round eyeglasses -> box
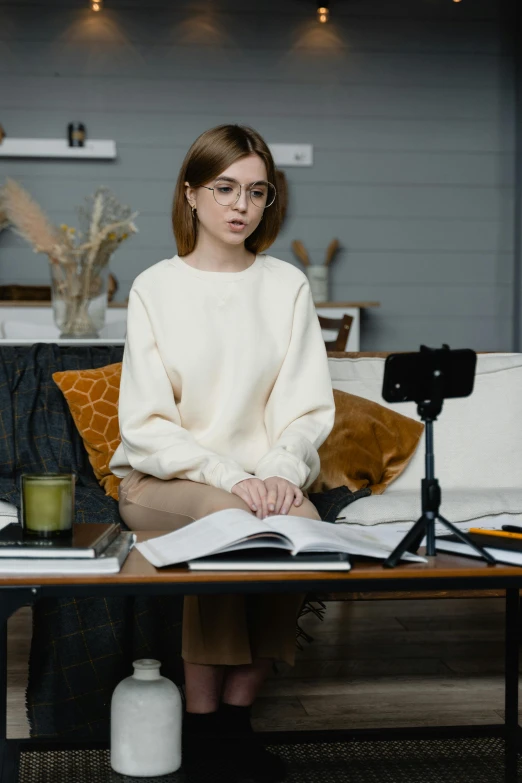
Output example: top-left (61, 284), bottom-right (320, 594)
top-left (200, 178), bottom-right (277, 209)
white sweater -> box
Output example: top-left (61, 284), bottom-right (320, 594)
top-left (109, 253), bottom-right (336, 493)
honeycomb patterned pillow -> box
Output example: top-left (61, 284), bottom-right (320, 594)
top-left (52, 362), bottom-right (122, 501)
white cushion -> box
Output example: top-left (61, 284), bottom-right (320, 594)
top-left (328, 353), bottom-right (522, 492)
top-left (335, 487), bottom-right (522, 526)
top-left (0, 500), bottom-right (18, 527)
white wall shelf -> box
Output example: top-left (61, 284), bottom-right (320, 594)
top-left (0, 139), bottom-right (304, 165)
top-left (268, 144), bottom-right (313, 166)
top-left (0, 138), bottom-right (117, 159)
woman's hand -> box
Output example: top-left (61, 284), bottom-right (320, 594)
top-left (263, 476), bottom-right (304, 516)
top-left (231, 478), bottom-right (269, 519)
top-left (231, 476), bottom-right (304, 518)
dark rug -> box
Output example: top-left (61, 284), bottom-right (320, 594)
top-left (17, 736), bottom-right (522, 782)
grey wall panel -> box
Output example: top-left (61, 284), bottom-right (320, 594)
top-left (3, 177), bottom-right (509, 220)
top-left (0, 0), bottom-right (504, 15)
top-left (3, 0), bottom-right (503, 15)
top-left (0, 0), bottom-right (515, 351)
top-left (360, 315), bottom-right (512, 352)
top-left (0, 8), bottom-right (505, 55)
top-left (332, 283), bottom-right (510, 318)
top-left (0, 247), bottom-right (512, 289)
top-left (1, 77), bottom-right (505, 122)
top-left (0, 45), bottom-right (509, 91)
top-left (2, 149), bottom-right (514, 187)
top-left (0, 109), bottom-right (512, 152)
top-left (1, 215), bottom-right (512, 254)
top-left (0, 247), bottom-right (513, 289)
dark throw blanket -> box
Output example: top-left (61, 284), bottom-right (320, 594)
top-left (0, 344), bottom-right (184, 739)
top-left (0, 344), bottom-right (367, 738)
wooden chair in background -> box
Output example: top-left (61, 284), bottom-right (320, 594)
top-left (318, 313), bottom-right (353, 351)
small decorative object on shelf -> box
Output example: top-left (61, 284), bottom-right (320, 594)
top-left (110, 659), bottom-right (182, 777)
top-left (0, 124), bottom-right (5, 144)
top-left (67, 122), bottom-right (86, 148)
top-left (21, 473), bottom-right (75, 538)
top-left (0, 179), bottom-right (138, 337)
top-left (291, 238), bottom-right (340, 303)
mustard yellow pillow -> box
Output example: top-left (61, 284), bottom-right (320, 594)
top-left (52, 363), bottom-right (122, 501)
top-left (308, 388), bottom-right (424, 495)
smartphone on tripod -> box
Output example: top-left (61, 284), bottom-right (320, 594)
top-left (382, 346), bottom-right (476, 406)
top-left (378, 345), bottom-right (494, 568)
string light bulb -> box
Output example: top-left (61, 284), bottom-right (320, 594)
top-left (317, 3), bottom-right (329, 23)
top-left (90, 0), bottom-right (103, 11)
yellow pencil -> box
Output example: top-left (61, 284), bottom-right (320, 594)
top-left (469, 528), bottom-right (522, 541)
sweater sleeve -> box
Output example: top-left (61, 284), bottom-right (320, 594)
top-left (254, 279), bottom-right (336, 490)
top-left (116, 287), bottom-right (254, 493)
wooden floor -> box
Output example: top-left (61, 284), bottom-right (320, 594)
top-left (6, 596), bottom-right (514, 737)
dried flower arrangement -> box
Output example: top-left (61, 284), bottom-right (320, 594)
top-left (0, 179), bottom-right (138, 336)
top-left (0, 205), bottom-right (8, 233)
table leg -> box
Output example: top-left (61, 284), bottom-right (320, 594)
top-left (504, 588), bottom-right (522, 782)
top-left (0, 589), bottom-right (39, 783)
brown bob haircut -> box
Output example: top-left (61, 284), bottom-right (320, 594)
top-left (172, 124), bottom-right (284, 257)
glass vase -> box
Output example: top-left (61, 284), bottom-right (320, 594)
top-left (49, 257), bottom-right (110, 338)
top-left (306, 265), bottom-right (329, 303)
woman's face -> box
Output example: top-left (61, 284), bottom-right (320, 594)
top-left (185, 153), bottom-right (270, 248)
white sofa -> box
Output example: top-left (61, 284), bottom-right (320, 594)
top-left (2, 351), bottom-right (520, 538)
top-left (328, 351), bottom-right (522, 537)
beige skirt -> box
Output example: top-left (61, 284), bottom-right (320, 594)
top-left (118, 470), bottom-right (320, 666)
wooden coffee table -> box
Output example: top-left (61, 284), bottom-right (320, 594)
top-left (0, 531), bottom-right (520, 782)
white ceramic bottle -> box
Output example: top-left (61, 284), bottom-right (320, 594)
top-left (110, 658), bottom-right (182, 777)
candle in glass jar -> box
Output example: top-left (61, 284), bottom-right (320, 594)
top-left (21, 474), bottom-right (75, 536)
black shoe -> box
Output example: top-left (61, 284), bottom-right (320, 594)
top-left (218, 702), bottom-right (287, 783)
top-left (183, 709), bottom-right (221, 743)
top-left (182, 709), bottom-right (240, 781)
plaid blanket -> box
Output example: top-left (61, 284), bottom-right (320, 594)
top-left (0, 344), bottom-right (184, 738)
top-left (0, 344), bottom-right (366, 738)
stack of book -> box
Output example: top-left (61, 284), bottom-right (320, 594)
top-left (436, 525), bottom-right (522, 566)
top-left (0, 523), bottom-right (135, 574)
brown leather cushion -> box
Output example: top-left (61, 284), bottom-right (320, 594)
top-left (308, 388), bottom-right (424, 495)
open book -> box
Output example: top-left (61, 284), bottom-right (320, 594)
top-left (135, 509), bottom-right (427, 571)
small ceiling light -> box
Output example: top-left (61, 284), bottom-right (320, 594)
top-left (91, 0), bottom-right (103, 11)
top-left (453, 0), bottom-right (462, 3)
top-left (317, 3), bottom-right (329, 23)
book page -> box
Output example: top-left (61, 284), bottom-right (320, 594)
top-left (218, 533), bottom-right (294, 554)
top-left (264, 515), bottom-right (426, 562)
top-left (135, 508), bottom-right (291, 567)
top-left (263, 515), bottom-right (352, 553)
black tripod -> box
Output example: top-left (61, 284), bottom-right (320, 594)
top-left (383, 374), bottom-right (496, 569)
